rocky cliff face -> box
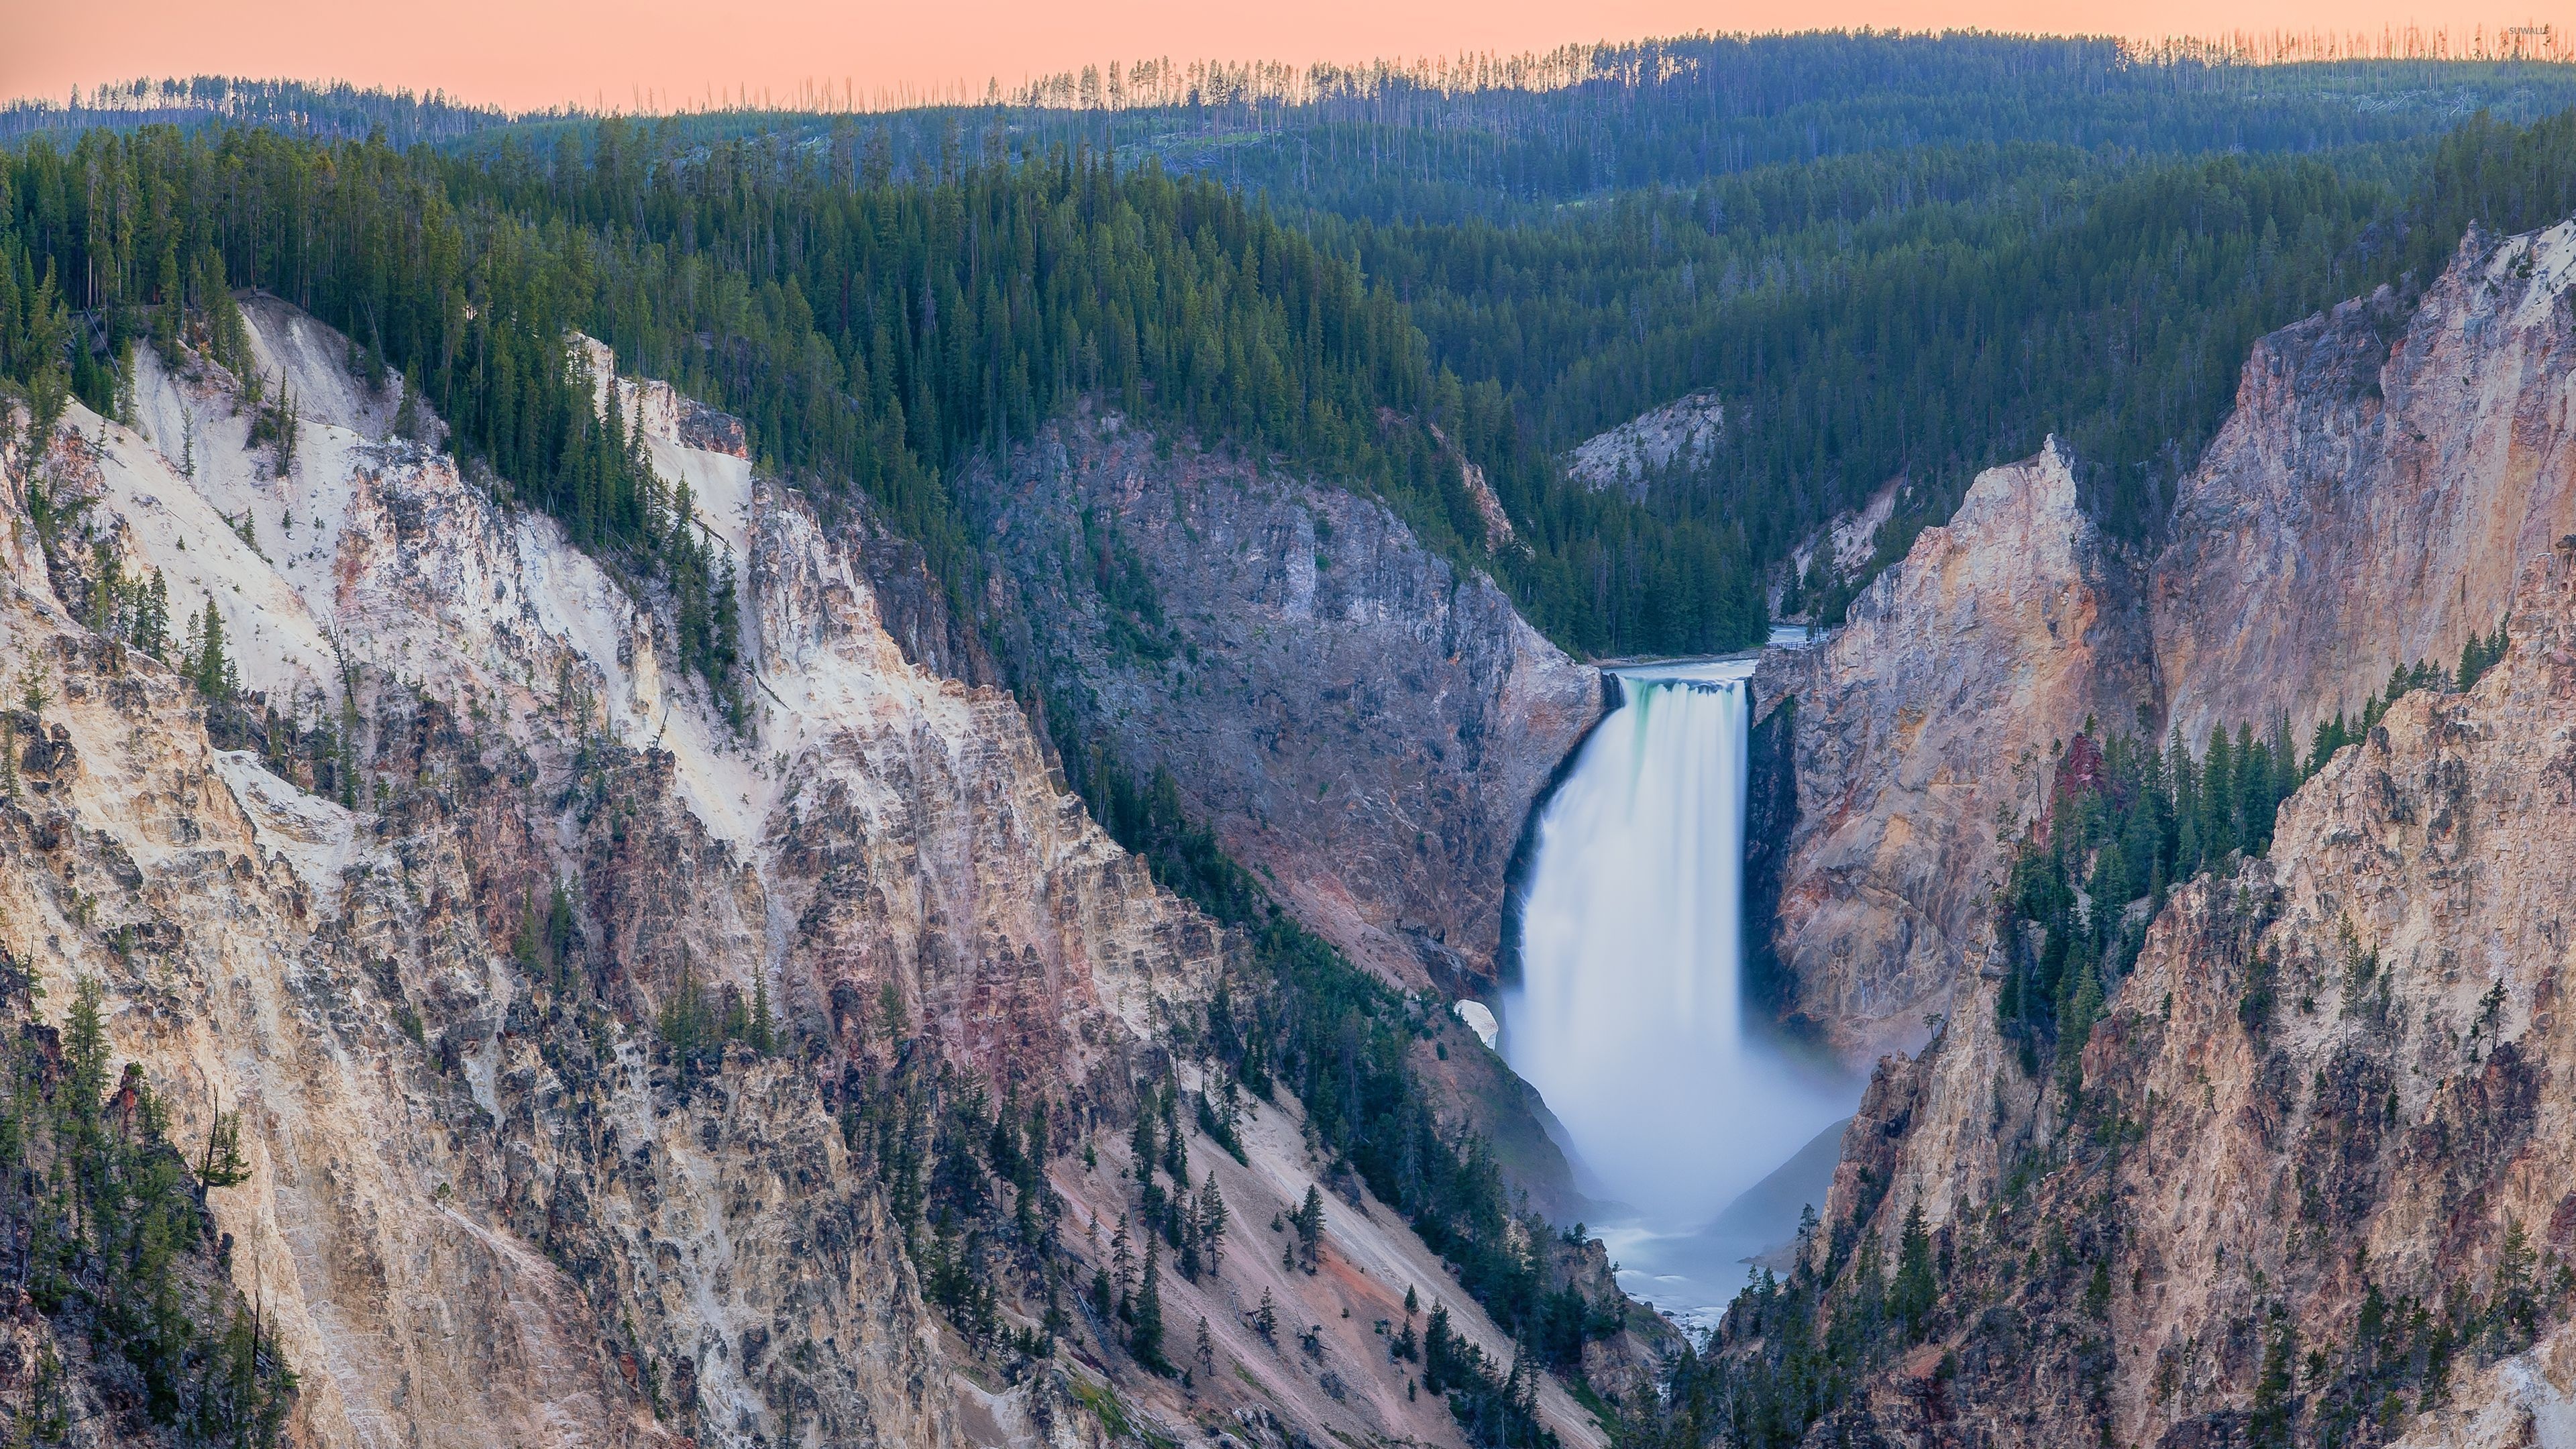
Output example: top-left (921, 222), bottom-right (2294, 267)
top-left (962, 409), bottom-right (1604, 993)
top-left (2155, 221), bottom-right (2576, 747)
top-left (1811, 535), bottom-right (2576, 1448)
top-left (1564, 391), bottom-right (1726, 499)
top-left (1757, 441), bottom-right (2155, 1057)
top-left (1748, 219), bottom-right (2576, 1445)
top-left (0, 305), bottom-right (1601, 1449)
top-left (1766, 221), bottom-right (2576, 1064)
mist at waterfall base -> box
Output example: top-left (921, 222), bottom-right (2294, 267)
top-left (1499, 657), bottom-right (1856, 1325)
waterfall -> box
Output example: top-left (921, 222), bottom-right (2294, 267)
top-left (1499, 658), bottom-right (1847, 1242)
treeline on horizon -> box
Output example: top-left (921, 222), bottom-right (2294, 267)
top-left (8, 40), bottom-right (2576, 665)
top-left (23, 31), bottom-right (2576, 199)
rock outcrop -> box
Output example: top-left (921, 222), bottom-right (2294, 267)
top-left (963, 409), bottom-right (1604, 991)
top-left (1564, 390), bottom-right (1725, 498)
top-left (1766, 220), bottom-right (2576, 1063)
top-left (1812, 534), bottom-right (2576, 1448)
top-left (1757, 441), bottom-right (2155, 1056)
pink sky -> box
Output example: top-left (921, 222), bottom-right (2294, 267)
top-left (5, 1), bottom-right (2563, 113)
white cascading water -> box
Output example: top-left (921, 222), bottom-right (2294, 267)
top-left (1499, 655), bottom-right (1849, 1313)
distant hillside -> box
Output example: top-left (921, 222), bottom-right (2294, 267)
top-left (0, 76), bottom-right (515, 146)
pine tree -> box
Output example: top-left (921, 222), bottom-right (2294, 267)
top-left (1293, 1184), bottom-right (1325, 1269)
top-left (187, 600), bottom-right (236, 702)
top-left (1892, 1202), bottom-right (1937, 1338)
top-left (1195, 1171), bottom-right (1228, 1273)
top-left (137, 570), bottom-right (168, 659)
top-left (1423, 1303), bottom-right (1456, 1395)
top-left (65, 975), bottom-right (108, 1122)
top-left (1130, 1242), bottom-right (1167, 1370)
top-left (1160, 1080), bottom-right (1187, 1183)
top-left (749, 974), bottom-right (775, 1054)
top-left (392, 366), bottom-right (422, 442)
top-left (1130, 1108), bottom-right (1157, 1184)
top-left (1111, 1213), bottom-right (1134, 1309)
top-left (2201, 724), bottom-right (2235, 863)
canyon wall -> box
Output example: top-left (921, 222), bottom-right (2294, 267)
top-left (1767, 221), bottom-right (2576, 1064)
top-left (1754, 218), bottom-right (2576, 1444)
top-left (1757, 441), bottom-right (2155, 1057)
top-left (962, 409), bottom-right (1604, 993)
top-left (1815, 534), bottom-right (2576, 1448)
top-left (0, 303), bottom-right (1602, 1449)
top-left (2155, 221), bottom-right (2576, 747)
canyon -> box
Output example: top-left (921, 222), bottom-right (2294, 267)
top-left (1758, 220), bottom-right (2576, 1063)
top-left (4, 159), bottom-right (2576, 1449)
top-left (961, 409), bottom-right (1605, 996)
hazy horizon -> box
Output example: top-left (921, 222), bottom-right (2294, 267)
top-left (5, 3), bottom-right (2563, 116)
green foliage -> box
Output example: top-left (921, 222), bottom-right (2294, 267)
top-left (23, 471), bottom-right (173, 662)
top-left (1314, 101), bottom-right (2576, 633)
top-left (1890, 1203), bottom-right (1937, 1338)
top-left (85, 550), bottom-right (171, 659)
top-left (1290, 1184), bottom-right (1325, 1269)
top-left (1420, 1301), bottom-right (1554, 1448)
top-left (181, 599), bottom-right (238, 702)
top-left (833, 1050), bottom-right (1061, 1358)
top-left (542, 38), bottom-right (2576, 227)
top-left (0, 128), bottom-right (740, 711)
top-left (512, 880), bottom-right (582, 994)
top-left (1344, 147), bottom-right (2394, 561)
top-left (1118, 1076), bottom-right (1230, 1290)
top-left (1996, 717), bottom-right (2308, 1067)
top-left (2455, 621), bottom-right (2511, 693)
top-left (11, 100), bottom-right (2576, 662)
top-left (1129, 1241), bottom-right (1170, 1371)
top-left (0, 961), bottom-right (297, 1444)
top-left (2300, 643), bottom-right (2503, 772)
top-left (1193, 1085), bottom-right (1246, 1165)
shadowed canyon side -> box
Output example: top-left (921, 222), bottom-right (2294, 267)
top-left (963, 409), bottom-right (1605, 993)
top-left (0, 302), bottom-right (1612, 1449)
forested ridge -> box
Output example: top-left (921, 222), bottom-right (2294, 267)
top-left (0, 117), bottom-right (1772, 655)
top-left (10, 50), bottom-right (2576, 655)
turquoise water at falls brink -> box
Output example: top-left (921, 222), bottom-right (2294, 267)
top-left (1497, 656), bottom-right (1856, 1324)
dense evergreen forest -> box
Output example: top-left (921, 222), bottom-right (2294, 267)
top-left (13, 37), bottom-right (2576, 656)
